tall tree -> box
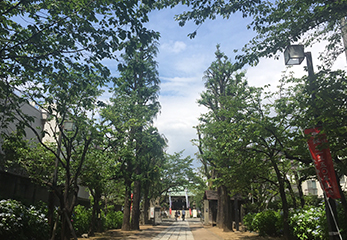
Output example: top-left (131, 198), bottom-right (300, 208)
top-left (140, 127), bottom-right (167, 224)
top-left (196, 45), bottom-right (254, 231)
top-left (102, 38), bottom-right (161, 230)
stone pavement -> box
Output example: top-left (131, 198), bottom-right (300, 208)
top-left (151, 219), bottom-right (193, 240)
top-left (126, 218), bottom-right (223, 240)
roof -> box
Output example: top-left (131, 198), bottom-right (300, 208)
top-left (204, 190), bottom-right (218, 200)
top-left (168, 189), bottom-right (194, 197)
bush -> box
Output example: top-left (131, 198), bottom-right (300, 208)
top-left (243, 212), bottom-right (257, 232)
top-left (0, 199), bottom-right (49, 240)
top-left (104, 206), bottom-right (123, 229)
top-left (252, 209), bottom-right (282, 236)
top-left (72, 205), bottom-right (92, 236)
top-left (289, 204), bottom-right (327, 240)
top-left (72, 204), bottom-right (123, 236)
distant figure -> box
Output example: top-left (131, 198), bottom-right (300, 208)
top-left (182, 209), bottom-right (185, 221)
top-left (175, 210), bottom-right (179, 221)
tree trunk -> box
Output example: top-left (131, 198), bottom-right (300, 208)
top-left (294, 171), bottom-right (305, 208)
top-left (143, 182), bottom-right (150, 224)
top-left (217, 184), bottom-right (232, 231)
top-left (122, 181), bottom-right (131, 231)
top-left (89, 190), bottom-right (97, 237)
top-left (272, 158), bottom-right (291, 240)
top-left (131, 176), bottom-right (141, 230)
top-left (60, 180), bottom-right (78, 240)
top-left (285, 179), bottom-right (297, 209)
top-left (217, 185), bottom-right (222, 228)
top-left (88, 189), bottom-right (102, 236)
top-left (221, 185), bottom-right (232, 232)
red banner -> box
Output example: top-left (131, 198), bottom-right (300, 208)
top-left (304, 128), bottom-right (341, 199)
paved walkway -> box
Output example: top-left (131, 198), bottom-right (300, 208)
top-left (151, 220), bottom-right (194, 240)
top-left (126, 218), bottom-right (223, 240)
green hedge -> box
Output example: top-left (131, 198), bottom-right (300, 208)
top-left (243, 210), bottom-right (282, 237)
top-left (104, 206), bottom-right (123, 229)
top-left (72, 205), bottom-right (123, 236)
top-left (0, 199), bottom-right (49, 240)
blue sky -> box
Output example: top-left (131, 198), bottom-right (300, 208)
top-left (144, 5), bottom-right (269, 166)
top-left (127, 5), bottom-right (347, 167)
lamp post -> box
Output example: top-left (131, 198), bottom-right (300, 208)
top-left (284, 45), bottom-right (340, 240)
top-left (284, 45), bottom-right (315, 100)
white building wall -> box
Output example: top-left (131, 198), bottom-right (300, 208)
top-left (302, 176), bottom-right (347, 198)
top-left (0, 102), bottom-right (45, 152)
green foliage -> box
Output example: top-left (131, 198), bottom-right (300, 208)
top-left (304, 195), bottom-right (323, 207)
top-left (172, 0), bottom-right (347, 67)
top-left (0, 199), bottom-right (49, 240)
top-left (289, 205), bottom-right (327, 240)
top-left (72, 205), bottom-right (123, 236)
top-left (104, 207), bottom-right (123, 230)
top-left (159, 151), bottom-right (198, 195)
top-left (72, 205), bottom-right (92, 236)
top-left (337, 200), bottom-right (347, 240)
top-left (252, 210), bottom-right (282, 237)
top-left (243, 212), bottom-right (257, 232)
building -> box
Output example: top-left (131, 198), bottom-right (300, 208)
top-left (166, 188), bottom-right (197, 218)
top-left (302, 176), bottom-right (347, 198)
top-left (0, 101), bottom-right (89, 204)
top-left (202, 190), bottom-right (244, 230)
top-left (203, 190), bottom-right (218, 225)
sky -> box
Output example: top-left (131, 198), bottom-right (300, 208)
top-left (127, 5), bottom-right (347, 167)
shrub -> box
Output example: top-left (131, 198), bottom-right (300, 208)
top-left (72, 205), bottom-right (92, 236)
top-left (0, 199), bottom-right (49, 240)
top-left (72, 204), bottom-right (123, 236)
top-left (243, 212), bottom-right (257, 232)
top-left (104, 206), bottom-right (123, 229)
top-left (252, 209), bottom-right (282, 236)
top-left (289, 204), bottom-right (327, 240)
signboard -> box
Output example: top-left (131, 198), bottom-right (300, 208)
top-left (193, 209), bottom-right (197, 218)
top-left (305, 128), bottom-right (341, 199)
top-left (150, 207), bottom-right (155, 219)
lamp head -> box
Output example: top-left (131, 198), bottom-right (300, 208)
top-left (284, 45), bottom-right (305, 65)
top-left (63, 120), bottom-right (75, 131)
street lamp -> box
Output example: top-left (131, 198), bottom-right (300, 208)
top-left (283, 45), bottom-right (340, 240)
top-left (284, 45), bottom-right (305, 65)
top-left (284, 45), bottom-right (314, 87)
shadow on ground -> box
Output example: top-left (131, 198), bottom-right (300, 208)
top-left (77, 221), bottom-right (173, 240)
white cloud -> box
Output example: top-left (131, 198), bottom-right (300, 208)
top-left (154, 91), bottom-right (207, 164)
top-left (161, 41), bottom-right (187, 54)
